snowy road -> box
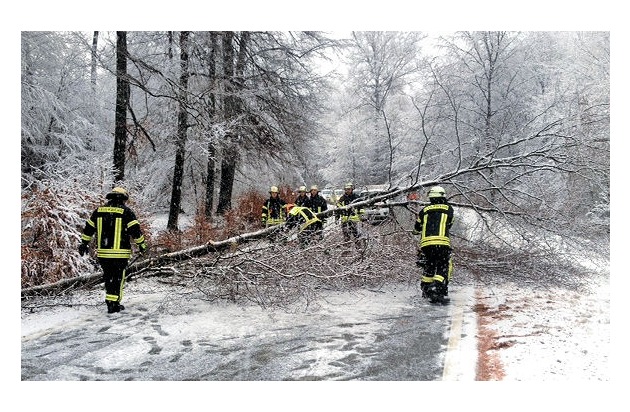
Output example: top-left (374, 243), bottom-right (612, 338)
top-left (21, 281), bottom-right (476, 381)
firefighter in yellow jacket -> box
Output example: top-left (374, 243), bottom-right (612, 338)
top-left (413, 185), bottom-right (454, 303)
top-left (79, 187), bottom-right (147, 314)
top-left (335, 182), bottom-right (365, 244)
top-left (261, 186), bottom-right (287, 228)
top-left (284, 204), bottom-right (322, 247)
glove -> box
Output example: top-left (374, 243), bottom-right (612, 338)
top-left (138, 242), bottom-right (148, 254)
top-left (78, 242), bottom-right (89, 256)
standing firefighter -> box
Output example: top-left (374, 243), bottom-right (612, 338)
top-left (413, 185), bottom-right (454, 303)
top-left (261, 186), bottom-right (287, 228)
top-left (294, 186), bottom-right (310, 207)
top-left (335, 182), bottom-right (365, 245)
top-left (308, 185), bottom-right (328, 239)
top-left (78, 187), bottom-right (148, 314)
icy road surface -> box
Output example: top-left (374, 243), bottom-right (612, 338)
top-left (21, 280), bottom-right (476, 381)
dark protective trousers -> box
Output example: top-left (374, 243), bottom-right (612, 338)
top-left (422, 245), bottom-right (452, 287)
top-left (99, 258), bottom-right (128, 303)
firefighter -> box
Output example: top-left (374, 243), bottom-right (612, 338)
top-left (294, 185), bottom-right (309, 207)
top-left (79, 187), bottom-right (148, 314)
top-left (413, 185), bottom-right (454, 303)
top-left (285, 203), bottom-right (323, 247)
top-left (335, 182), bottom-right (365, 244)
top-left (261, 186), bottom-right (287, 228)
top-left (308, 185), bottom-right (328, 239)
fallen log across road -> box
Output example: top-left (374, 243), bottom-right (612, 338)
top-left (20, 224), bottom-right (285, 298)
top-left (21, 181), bottom-right (438, 298)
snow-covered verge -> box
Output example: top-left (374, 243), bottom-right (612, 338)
top-left (476, 276), bottom-right (610, 381)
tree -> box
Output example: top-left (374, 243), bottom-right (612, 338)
top-left (334, 31), bottom-right (425, 186)
top-left (204, 32), bottom-right (219, 218)
top-left (216, 31), bottom-right (243, 215)
top-left (406, 31), bottom-right (609, 245)
top-left (167, 31), bottom-right (191, 231)
top-left (211, 31), bottom-right (332, 213)
top-left (113, 31), bottom-right (129, 183)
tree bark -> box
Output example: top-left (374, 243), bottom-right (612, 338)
top-left (113, 31), bottom-right (129, 183)
top-left (216, 32), bottom-right (249, 215)
top-left (205, 32), bottom-right (218, 218)
top-left (167, 31), bottom-right (191, 231)
top-left (216, 32), bottom-right (236, 215)
top-left (90, 31), bottom-right (98, 88)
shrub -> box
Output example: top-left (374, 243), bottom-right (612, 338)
top-left (21, 183), bottom-right (101, 288)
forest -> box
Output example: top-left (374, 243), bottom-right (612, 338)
top-left (20, 31), bottom-right (610, 304)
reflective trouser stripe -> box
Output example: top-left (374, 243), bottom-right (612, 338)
top-left (105, 294), bottom-right (118, 302)
top-left (120, 268), bottom-right (125, 301)
top-left (422, 275), bottom-right (445, 284)
top-left (104, 269), bottom-right (126, 302)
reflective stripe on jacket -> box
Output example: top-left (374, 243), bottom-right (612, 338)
top-left (81, 204), bottom-right (144, 259)
top-left (414, 202), bottom-right (454, 248)
top-left (308, 194), bottom-right (328, 215)
top-left (336, 193), bottom-right (364, 222)
top-left (262, 197), bottom-right (287, 226)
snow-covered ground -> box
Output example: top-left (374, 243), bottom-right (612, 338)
top-left (480, 279), bottom-right (609, 381)
top-left (18, 265), bottom-right (614, 409)
top-left (18, 211), bottom-right (616, 407)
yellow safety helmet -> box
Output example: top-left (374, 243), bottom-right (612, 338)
top-left (106, 187), bottom-right (129, 201)
top-left (270, 186), bottom-right (279, 193)
top-left (298, 186), bottom-right (307, 192)
top-left (310, 185), bottom-right (318, 191)
top-left (344, 182), bottom-right (354, 190)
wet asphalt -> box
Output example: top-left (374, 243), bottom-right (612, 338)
top-left (21, 287), bottom-right (454, 381)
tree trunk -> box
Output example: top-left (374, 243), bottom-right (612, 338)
top-left (90, 31), bottom-right (98, 88)
top-left (216, 32), bottom-right (249, 215)
top-left (167, 31), bottom-right (191, 231)
top-left (216, 32), bottom-right (236, 215)
top-left (205, 32), bottom-right (218, 218)
top-left (113, 31), bottom-right (129, 183)
top-left (216, 145), bottom-right (237, 213)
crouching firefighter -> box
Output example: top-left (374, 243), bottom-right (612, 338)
top-left (79, 187), bottom-right (148, 314)
top-left (284, 204), bottom-right (323, 247)
top-left (413, 185), bottom-right (454, 303)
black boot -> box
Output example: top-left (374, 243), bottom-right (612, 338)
top-left (431, 282), bottom-right (449, 304)
top-left (420, 281), bottom-right (433, 299)
top-left (110, 302), bottom-right (125, 313)
top-left (106, 301), bottom-right (115, 314)
top-left (426, 284), bottom-right (439, 302)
